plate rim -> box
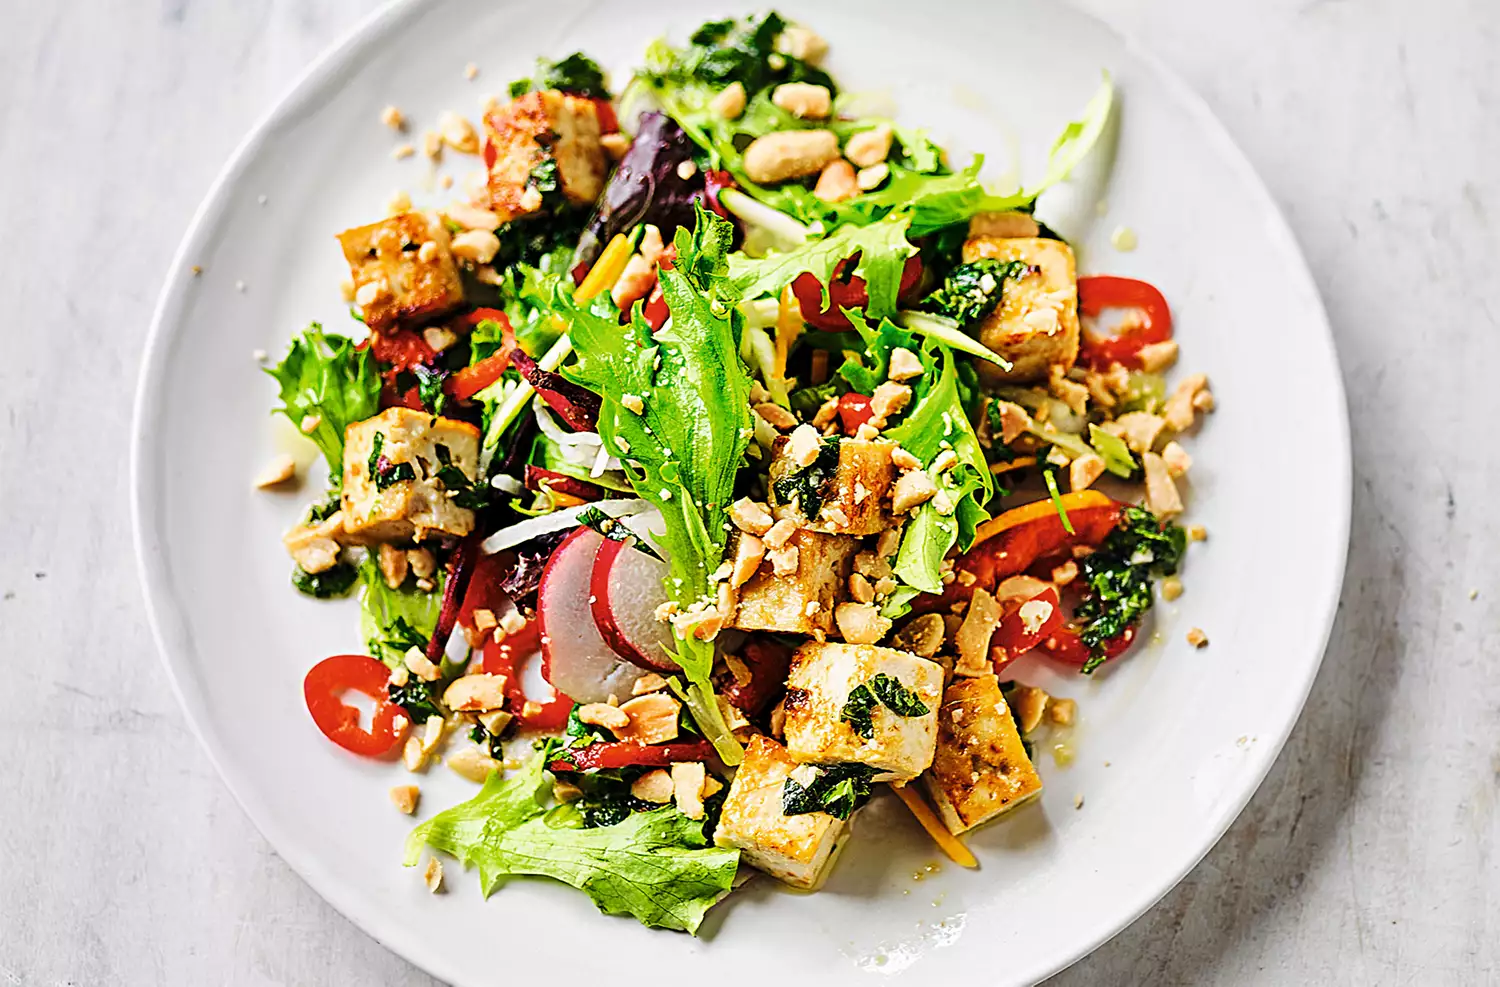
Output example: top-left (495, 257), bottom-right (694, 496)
top-left (130, 1), bottom-right (1352, 982)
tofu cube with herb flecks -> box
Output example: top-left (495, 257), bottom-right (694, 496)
top-left (713, 735), bottom-right (850, 890)
top-left (336, 212), bottom-right (465, 333)
top-left (341, 408), bottom-right (480, 543)
top-left (483, 91), bottom-right (607, 223)
top-left (729, 529), bottom-right (855, 638)
top-left (768, 437), bottom-right (896, 536)
top-left (781, 641), bottom-right (943, 781)
top-left (962, 236), bottom-right (1079, 385)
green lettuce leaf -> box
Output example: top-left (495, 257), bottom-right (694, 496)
top-left (728, 214), bottom-right (917, 318)
top-left (886, 344), bottom-right (992, 595)
top-left (562, 205), bottom-right (753, 763)
top-left (263, 324), bottom-right (381, 477)
top-left (405, 757), bottom-right (739, 933)
top-left (358, 555), bottom-right (442, 668)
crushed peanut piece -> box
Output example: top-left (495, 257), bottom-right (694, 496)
top-left (253, 454), bottom-right (297, 489)
top-left (1186, 627), bottom-right (1209, 648)
top-left (389, 785), bottom-right (420, 815)
top-left (577, 703), bottom-right (631, 732)
top-left (423, 856), bottom-right (444, 893)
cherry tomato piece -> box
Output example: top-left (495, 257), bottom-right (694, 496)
top-left (304, 655), bottom-right (408, 757)
top-left (1038, 624), bottom-right (1137, 667)
top-left (837, 391), bottom-right (873, 434)
top-left (790, 255), bottom-right (923, 331)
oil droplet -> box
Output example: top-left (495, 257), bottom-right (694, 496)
top-left (924, 862), bottom-right (941, 874)
top-left (1052, 742), bottom-right (1075, 766)
top-left (911, 870), bottom-right (927, 882)
top-left (873, 953), bottom-right (888, 967)
top-left (1110, 226), bottom-right (1138, 251)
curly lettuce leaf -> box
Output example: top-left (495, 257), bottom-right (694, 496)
top-left (358, 555), bottom-right (443, 668)
top-left (405, 756), bottom-right (738, 933)
top-left (263, 324), bottom-right (381, 477)
top-left (728, 214), bottom-right (917, 319)
top-left (563, 205), bottom-right (753, 763)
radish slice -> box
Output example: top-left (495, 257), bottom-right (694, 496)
top-left (538, 528), bottom-right (648, 704)
top-left (591, 538), bottom-right (680, 672)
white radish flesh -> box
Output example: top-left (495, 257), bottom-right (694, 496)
top-left (591, 538), bottom-right (680, 673)
top-left (538, 528), bottom-right (647, 704)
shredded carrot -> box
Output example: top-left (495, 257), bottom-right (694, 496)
top-left (988, 456), bottom-right (1038, 476)
top-left (971, 489), bottom-right (1113, 548)
top-left (889, 784), bottom-right (978, 869)
top-left (576, 233), bottom-right (633, 302)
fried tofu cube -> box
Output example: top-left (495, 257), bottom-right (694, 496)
top-left (962, 236), bottom-right (1079, 384)
top-left (713, 736), bottom-right (851, 889)
top-left (782, 641), bottom-right (943, 781)
top-left (341, 408), bottom-right (481, 543)
top-left (483, 90), bottom-right (608, 223)
top-left (730, 529), bottom-right (855, 637)
top-left (921, 674), bottom-right (1042, 833)
top-left (768, 438), bottom-right (896, 536)
top-left (336, 212), bottom-right (465, 333)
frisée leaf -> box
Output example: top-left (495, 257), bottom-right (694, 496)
top-left (264, 323), bottom-right (381, 479)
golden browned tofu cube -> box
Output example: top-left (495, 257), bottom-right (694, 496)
top-left (483, 90), bottom-right (607, 222)
top-left (768, 438), bottom-right (896, 536)
top-left (341, 408), bottom-right (481, 543)
top-left (713, 736), bottom-right (851, 889)
top-left (782, 641), bottom-right (944, 781)
top-left (730, 529), bottom-right (855, 637)
top-left (921, 674), bottom-right (1042, 833)
top-left (336, 212), bottom-right (465, 332)
top-left (962, 236), bottom-right (1079, 385)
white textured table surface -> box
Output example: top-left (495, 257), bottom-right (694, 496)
top-left (4, 0), bottom-right (1496, 983)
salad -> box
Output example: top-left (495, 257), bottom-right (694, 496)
top-left (262, 12), bottom-right (1213, 934)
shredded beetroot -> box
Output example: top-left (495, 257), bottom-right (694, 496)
top-left (524, 465), bottom-right (604, 502)
top-left (509, 349), bottom-right (601, 431)
top-left (425, 531), bottom-right (481, 665)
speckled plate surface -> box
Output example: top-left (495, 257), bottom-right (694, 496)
top-left (132, 0), bottom-right (1350, 982)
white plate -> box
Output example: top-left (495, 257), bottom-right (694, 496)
top-left (132, 1), bottom-right (1350, 983)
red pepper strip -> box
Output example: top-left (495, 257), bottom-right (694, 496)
top-left (481, 622), bottom-right (572, 731)
top-left (369, 327), bottom-right (438, 371)
top-left (1038, 624), bottom-right (1137, 667)
top-left (641, 287), bottom-right (669, 331)
top-left (303, 655), bottom-right (408, 757)
top-left (509, 349), bottom-right (601, 431)
top-left (915, 502), bottom-right (1122, 615)
top-left (990, 587), bottom-right (1065, 671)
top-left (593, 99), bottom-right (619, 135)
top-left (702, 169), bottom-right (737, 220)
top-left (446, 311), bottom-right (518, 401)
top-left (551, 740), bottom-right (716, 773)
top-left (1076, 275), bottom-right (1173, 370)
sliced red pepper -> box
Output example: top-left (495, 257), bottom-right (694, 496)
top-left (837, 391), bottom-right (873, 435)
top-left (593, 99), bottom-right (619, 135)
top-left (480, 620), bottom-right (573, 731)
top-left (917, 501), bottom-right (1122, 615)
top-left (1038, 623), bottom-right (1137, 667)
top-left (303, 655), bottom-right (408, 757)
top-left (641, 286), bottom-right (669, 330)
top-left (990, 586), bottom-right (1065, 670)
top-left (791, 255), bottom-right (923, 331)
top-left (551, 740), bottom-right (715, 773)
top-left (1076, 275), bottom-right (1173, 370)
top-left (369, 327), bottom-right (437, 372)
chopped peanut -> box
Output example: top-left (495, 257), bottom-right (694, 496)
top-left (1161, 575), bottom-right (1184, 601)
top-left (253, 454), bottom-right (297, 489)
top-left (729, 498), bottom-right (774, 536)
top-left (1186, 627), bottom-right (1209, 648)
top-left (954, 589), bottom-right (1002, 676)
top-left (730, 534), bottom-right (766, 588)
top-left (1137, 340), bottom-right (1179, 373)
top-left (754, 402), bottom-right (799, 431)
top-left (616, 692), bottom-right (682, 745)
top-left (631, 768), bottom-right (674, 803)
top-left (992, 400), bottom-right (1032, 445)
top-left (813, 159), bottom-right (859, 202)
top-left (786, 423), bottom-right (824, 467)
top-left (671, 762), bottom-right (708, 820)
top-left (378, 542), bottom-right (408, 590)
top-left (578, 702), bottom-right (631, 732)
top-left (423, 856), bottom-right (444, 893)
top-left (763, 518), bottom-right (799, 550)
top-left (891, 612), bottom-right (945, 657)
top-left (1161, 440), bottom-right (1193, 477)
top-left (389, 785), bottom-right (420, 814)
top-left (443, 673), bottom-right (508, 712)
top-left (1070, 453), bottom-right (1106, 492)
top-left (446, 746), bottom-right (501, 783)
top-left (887, 346), bottom-right (923, 381)
top-left (710, 81), bottom-right (747, 119)
top-left (1143, 452), bottom-right (1184, 516)
top-left (1048, 697), bottom-right (1077, 726)
top-left (891, 469), bottom-right (937, 513)
top-left (834, 602), bottom-right (892, 645)
top-left (844, 124), bottom-right (893, 168)
top-left (771, 82), bottom-right (832, 119)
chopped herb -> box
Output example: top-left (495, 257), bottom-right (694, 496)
top-left (367, 432), bottom-right (416, 491)
top-left (291, 561), bottom-right (357, 599)
top-left (781, 762), bottom-right (876, 820)
top-left (839, 683), bottom-right (879, 739)
top-left (390, 677), bottom-right (443, 724)
top-left (509, 51), bottom-right (611, 99)
top-left (577, 505), bottom-right (664, 561)
top-left (868, 672), bottom-right (929, 717)
top-left (413, 365), bottom-right (448, 415)
top-left (304, 490), bottom-right (343, 523)
top-left (433, 444), bottom-right (488, 510)
top-left (920, 258), bottom-right (1030, 327)
top-left (1075, 506), bottom-right (1187, 673)
top-left (772, 436), bottom-right (841, 519)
